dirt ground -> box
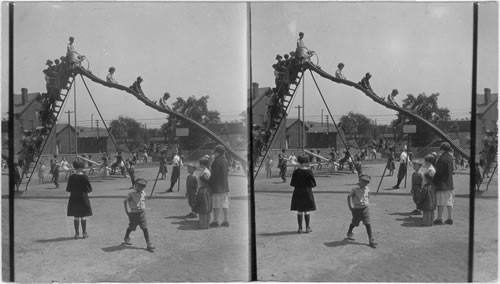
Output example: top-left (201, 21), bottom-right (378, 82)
top-left (254, 162), bottom-right (497, 282)
top-left (2, 165), bottom-right (249, 282)
top-left (1, 161), bottom-right (497, 282)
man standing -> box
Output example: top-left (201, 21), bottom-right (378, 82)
top-left (392, 145), bottom-right (408, 189)
top-left (167, 148), bottom-right (182, 192)
top-left (433, 142), bottom-right (455, 225)
top-left (208, 145), bottom-right (230, 227)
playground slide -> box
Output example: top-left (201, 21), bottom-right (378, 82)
top-left (304, 62), bottom-right (469, 160)
top-left (303, 149), bottom-right (339, 167)
top-left (76, 155), bottom-right (112, 170)
top-left (75, 67), bottom-right (246, 164)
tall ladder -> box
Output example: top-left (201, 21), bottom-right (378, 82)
top-left (253, 70), bottom-right (304, 179)
top-left (22, 74), bottom-right (76, 190)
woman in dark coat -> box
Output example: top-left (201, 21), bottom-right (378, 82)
top-left (67, 160), bottom-right (93, 239)
top-left (290, 155), bottom-right (317, 234)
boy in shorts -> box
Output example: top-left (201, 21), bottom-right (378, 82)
top-left (123, 178), bottom-right (155, 251)
top-left (347, 174), bottom-right (377, 248)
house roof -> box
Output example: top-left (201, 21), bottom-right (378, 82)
top-left (56, 124), bottom-right (109, 137)
top-left (477, 92), bottom-right (498, 106)
top-left (13, 92), bottom-right (41, 105)
top-left (251, 85), bottom-right (272, 107)
top-left (14, 94), bottom-right (42, 116)
top-left (477, 92), bottom-right (498, 117)
top-left (438, 120), bottom-right (471, 132)
top-left (306, 123), bottom-right (339, 133)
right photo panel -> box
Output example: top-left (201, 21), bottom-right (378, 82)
top-left (250, 2), bottom-right (492, 282)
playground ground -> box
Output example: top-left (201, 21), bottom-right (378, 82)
top-left (1, 160), bottom-right (497, 282)
top-left (254, 161), bottom-right (497, 282)
top-left (2, 165), bottom-right (250, 282)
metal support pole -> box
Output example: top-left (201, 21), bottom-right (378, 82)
top-left (74, 79), bottom-right (78, 157)
top-left (404, 134), bottom-right (410, 188)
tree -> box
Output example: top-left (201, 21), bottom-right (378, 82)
top-left (391, 92), bottom-right (450, 146)
top-left (160, 95), bottom-right (221, 149)
top-left (109, 116), bottom-right (146, 151)
top-left (339, 112), bottom-right (377, 147)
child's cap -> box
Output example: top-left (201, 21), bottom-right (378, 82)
top-left (199, 157), bottom-right (209, 167)
top-left (135, 178), bottom-right (147, 186)
top-left (359, 174), bottom-right (371, 183)
top-left (424, 154), bottom-right (434, 163)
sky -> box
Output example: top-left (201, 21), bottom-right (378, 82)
top-left (1, 2), bottom-right (498, 128)
top-left (251, 2), bottom-right (498, 125)
top-left (2, 2), bottom-right (247, 129)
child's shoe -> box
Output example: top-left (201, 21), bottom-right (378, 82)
top-left (186, 212), bottom-right (197, 218)
top-left (74, 233), bottom-right (79, 240)
top-left (411, 209), bottom-right (421, 215)
top-left (347, 233), bottom-right (354, 240)
top-left (124, 237), bottom-right (132, 245)
top-left (146, 243), bottom-right (155, 251)
top-left (444, 219), bottom-right (454, 225)
top-left (209, 221), bottom-right (220, 228)
top-left (82, 232), bottom-right (89, 239)
top-left (433, 219), bottom-right (444, 225)
top-left (305, 227), bottom-right (312, 233)
top-left (369, 239), bottom-right (377, 248)
top-left (221, 221), bottom-right (230, 227)
top-left (297, 228), bottom-right (303, 234)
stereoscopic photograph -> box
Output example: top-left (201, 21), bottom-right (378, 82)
top-left (3, 2), bottom-right (249, 282)
top-left (1, 1), bottom-right (498, 283)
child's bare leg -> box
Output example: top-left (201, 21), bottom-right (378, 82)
top-left (297, 212), bottom-right (303, 233)
top-left (445, 206), bottom-right (453, 224)
top-left (436, 205), bottom-right (444, 220)
top-left (304, 212), bottom-right (312, 233)
top-left (212, 209), bottom-right (220, 225)
top-left (81, 217), bottom-right (88, 238)
top-left (222, 208), bottom-right (229, 223)
top-left (347, 223), bottom-right (355, 239)
top-left (365, 224), bottom-right (376, 248)
top-left (73, 218), bottom-right (80, 239)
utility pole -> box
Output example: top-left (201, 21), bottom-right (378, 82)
top-left (326, 115), bottom-right (329, 148)
top-left (96, 120), bottom-right (99, 138)
top-left (326, 115), bottom-right (329, 133)
top-left (295, 105), bottom-right (302, 148)
top-left (65, 110), bottom-right (74, 154)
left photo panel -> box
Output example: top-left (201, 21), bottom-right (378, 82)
top-left (2, 2), bottom-right (249, 282)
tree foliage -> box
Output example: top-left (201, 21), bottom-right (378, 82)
top-left (161, 95), bottom-right (221, 149)
top-left (390, 92), bottom-right (450, 146)
top-left (339, 112), bottom-right (377, 147)
top-left (109, 116), bottom-right (145, 151)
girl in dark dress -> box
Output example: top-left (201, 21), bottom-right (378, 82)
top-left (66, 160), bottom-right (93, 239)
top-left (290, 155), bottom-right (317, 233)
top-left (386, 147), bottom-right (396, 176)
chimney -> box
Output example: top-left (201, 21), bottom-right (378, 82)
top-left (252, 82), bottom-right (259, 99)
top-left (484, 88), bottom-right (491, 105)
top-left (21, 88), bottom-right (28, 105)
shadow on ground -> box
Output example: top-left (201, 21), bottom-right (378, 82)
top-left (259, 231), bottom-right (300, 237)
top-left (101, 243), bottom-right (149, 252)
top-left (324, 238), bottom-right (370, 248)
top-left (36, 237), bottom-right (75, 243)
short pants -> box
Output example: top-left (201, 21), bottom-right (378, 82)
top-left (351, 207), bottom-right (370, 226)
top-left (128, 211), bottom-right (148, 231)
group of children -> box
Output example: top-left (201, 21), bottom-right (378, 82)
top-left (289, 154), bottom-right (377, 248)
top-left (287, 149), bottom-right (444, 249)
